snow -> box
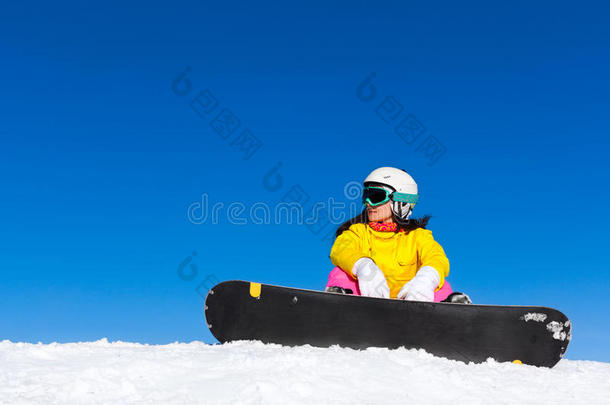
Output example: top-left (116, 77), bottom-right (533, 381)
top-left (520, 313), bottom-right (548, 322)
top-left (546, 321), bottom-right (571, 341)
top-left (1, 340), bottom-right (609, 405)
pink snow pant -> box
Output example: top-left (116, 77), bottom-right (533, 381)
top-left (325, 267), bottom-right (453, 302)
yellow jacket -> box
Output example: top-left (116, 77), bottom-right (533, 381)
top-left (330, 223), bottom-right (449, 298)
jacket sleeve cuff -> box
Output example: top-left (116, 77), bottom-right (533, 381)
top-left (332, 252), bottom-right (369, 279)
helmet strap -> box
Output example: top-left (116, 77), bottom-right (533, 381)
top-left (392, 201), bottom-right (413, 221)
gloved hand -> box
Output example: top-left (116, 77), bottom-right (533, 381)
top-left (352, 257), bottom-right (390, 298)
top-left (397, 266), bottom-right (440, 302)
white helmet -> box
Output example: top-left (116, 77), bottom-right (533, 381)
top-left (363, 167), bottom-right (418, 221)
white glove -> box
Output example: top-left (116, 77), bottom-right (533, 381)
top-left (397, 266), bottom-right (440, 302)
top-left (352, 258), bottom-right (390, 299)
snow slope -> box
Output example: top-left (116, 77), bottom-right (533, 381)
top-left (1, 340), bottom-right (609, 405)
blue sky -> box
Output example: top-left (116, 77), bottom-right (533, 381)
top-left (1, 1), bottom-right (609, 361)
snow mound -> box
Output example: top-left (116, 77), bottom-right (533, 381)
top-left (1, 339), bottom-right (609, 404)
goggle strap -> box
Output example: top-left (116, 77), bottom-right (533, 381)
top-left (392, 192), bottom-right (418, 204)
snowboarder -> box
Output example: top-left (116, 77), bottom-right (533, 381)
top-left (325, 167), bottom-right (471, 304)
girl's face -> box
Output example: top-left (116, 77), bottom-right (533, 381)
top-left (367, 201), bottom-right (394, 223)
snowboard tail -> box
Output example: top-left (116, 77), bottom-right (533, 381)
top-left (204, 280), bottom-right (571, 367)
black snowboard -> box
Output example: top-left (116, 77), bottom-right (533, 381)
top-left (204, 280), bottom-right (571, 367)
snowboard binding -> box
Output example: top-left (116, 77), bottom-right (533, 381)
top-left (325, 286), bottom-right (472, 304)
top-left (324, 286), bottom-right (354, 295)
top-left (442, 292), bottom-right (472, 304)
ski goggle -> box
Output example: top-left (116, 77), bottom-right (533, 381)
top-left (362, 186), bottom-right (419, 207)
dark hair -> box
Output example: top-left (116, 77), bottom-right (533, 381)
top-left (335, 209), bottom-right (430, 238)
